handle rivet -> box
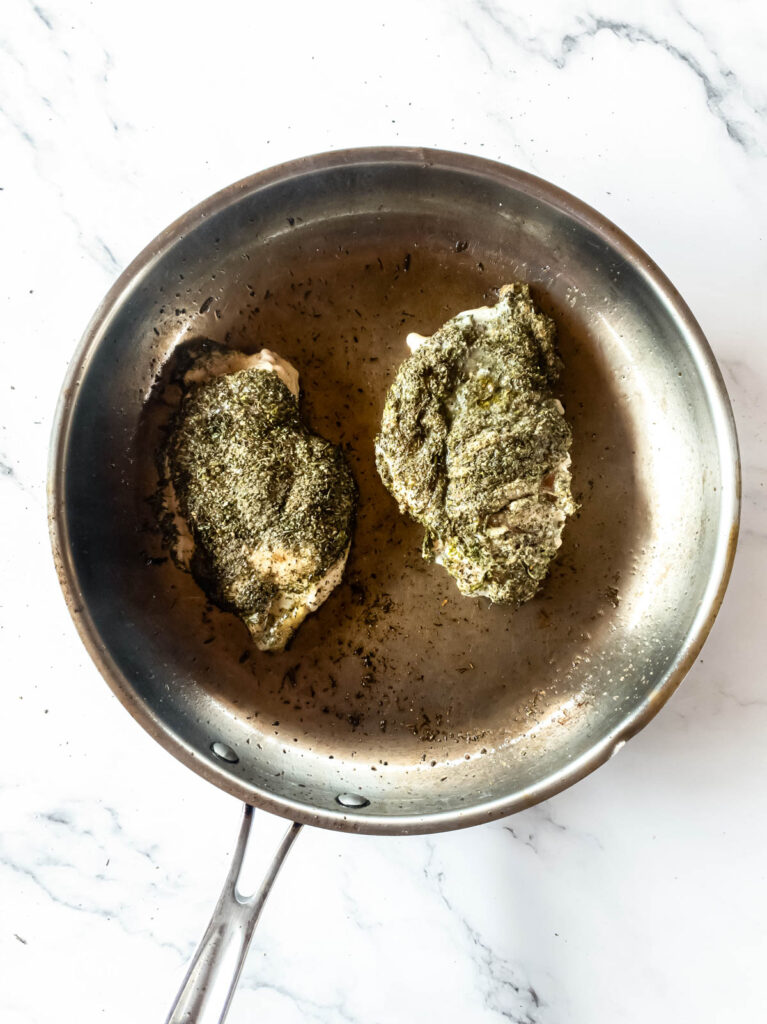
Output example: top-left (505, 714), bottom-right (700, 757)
top-left (336, 793), bottom-right (370, 808)
top-left (211, 741), bottom-right (239, 763)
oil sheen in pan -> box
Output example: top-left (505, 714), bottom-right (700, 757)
top-left (138, 234), bottom-right (648, 769)
top-left (51, 150), bottom-right (738, 831)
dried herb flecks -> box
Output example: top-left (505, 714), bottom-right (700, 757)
top-left (166, 365), bottom-right (356, 649)
top-left (375, 283), bottom-right (575, 605)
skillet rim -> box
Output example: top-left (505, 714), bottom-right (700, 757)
top-left (47, 146), bottom-right (741, 835)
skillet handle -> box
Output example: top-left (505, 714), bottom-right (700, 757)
top-left (165, 804), bottom-right (302, 1024)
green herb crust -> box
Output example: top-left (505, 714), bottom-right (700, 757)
top-left (166, 367), bottom-right (356, 648)
top-left (375, 284), bottom-right (575, 604)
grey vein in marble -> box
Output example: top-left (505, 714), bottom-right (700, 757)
top-left (460, 15), bottom-right (493, 68)
top-left (0, 801), bottom-right (192, 960)
top-left (424, 840), bottom-right (544, 1023)
top-left (501, 805), bottom-right (604, 859)
top-left (239, 977), bottom-right (360, 1024)
top-left (31, 4), bottom-right (53, 31)
top-left (718, 687), bottom-right (767, 711)
top-left (470, 3), bottom-right (766, 155)
top-left (0, 105), bottom-right (37, 151)
top-left (0, 99), bottom-right (122, 274)
top-left (503, 825), bottom-right (539, 854)
top-left (0, 453), bottom-right (32, 494)
top-left (2, 10), bottom-right (127, 276)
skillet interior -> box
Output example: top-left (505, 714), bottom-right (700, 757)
top-left (50, 150), bottom-right (738, 833)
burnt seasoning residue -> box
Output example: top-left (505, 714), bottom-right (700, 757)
top-left (135, 233), bottom-right (642, 766)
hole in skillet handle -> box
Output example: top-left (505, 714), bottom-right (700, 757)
top-left (211, 741), bottom-right (239, 763)
top-left (336, 793), bottom-right (370, 809)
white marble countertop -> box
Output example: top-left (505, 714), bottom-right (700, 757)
top-left (2, 1), bottom-right (766, 1021)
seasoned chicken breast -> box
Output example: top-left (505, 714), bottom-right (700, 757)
top-left (163, 345), bottom-right (356, 650)
top-left (375, 284), bottom-right (575, 604)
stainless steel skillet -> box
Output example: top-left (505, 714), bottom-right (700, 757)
top-left (48, 148), bottom-right (739, 1022)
